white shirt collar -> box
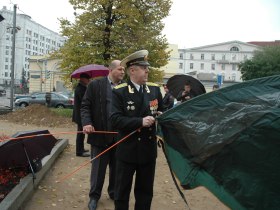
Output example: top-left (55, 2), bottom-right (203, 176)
top-left (131, 80), bottom-right (141, 91)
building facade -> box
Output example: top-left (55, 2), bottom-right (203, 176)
top-left (176, 41), bottom-right (260, 82)
top-left (28, 55), bottom-right (70, 93)
top-left (161, 44), bottom-right (180, 81)
top-left (0, 6), bottom-right (66, 86)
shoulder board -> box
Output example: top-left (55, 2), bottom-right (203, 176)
top-left (146, 82), bottom-right (159, 87)
top-left (114, 83), bottom-right (128, 89)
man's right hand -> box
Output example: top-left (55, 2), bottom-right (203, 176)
top-left (83, 125), bottom-right (95, 134)
top-left (142, 116), bottom-right (155, 127)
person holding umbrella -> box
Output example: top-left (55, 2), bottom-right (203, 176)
top-left (81, 60), bottom-right (125, 210)
top-left (72, 73), bottom-right (91, 157)
top-left (177, 81), bottom-right (196, 102)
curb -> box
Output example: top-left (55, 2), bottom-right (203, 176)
top-left (0, 139), bottom-right (69, 210)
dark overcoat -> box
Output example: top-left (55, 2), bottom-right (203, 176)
top-left (72, 82), bottom-right (87, 125)
top-left (81, 77), bottom-right (113, 147)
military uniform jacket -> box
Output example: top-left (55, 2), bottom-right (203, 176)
top-left (110, 80), bottom-right (163, 164)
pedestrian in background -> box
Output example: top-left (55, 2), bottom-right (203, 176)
top-left (162, 84), bottom-right (174, 111)
top-left (213, 84), bottom-right (219, 91)
top-left (177, 81), bottom-right (195, 102)
top-left (110, 50), bottom-right (163, 210)
top-left (81, 60), bottom-right (125, 210)
top-left (72, 73), bottom-right (91, 157)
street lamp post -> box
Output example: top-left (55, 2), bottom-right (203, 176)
top-left (10, 4), bottom-right (18, 110)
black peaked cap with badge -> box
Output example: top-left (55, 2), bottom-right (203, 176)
top-left (120, 50), bottom-right (150, 68)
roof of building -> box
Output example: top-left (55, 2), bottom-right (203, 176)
top-left (179, 40), bottom-right (260, 51)
top-left (247, 41), bottom-right (280, 47)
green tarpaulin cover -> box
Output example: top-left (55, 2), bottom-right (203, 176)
top-left (157, 75), bottom-right (280, 210)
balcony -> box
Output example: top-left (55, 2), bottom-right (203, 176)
top-left (217, 60), bottom-right (240, 64)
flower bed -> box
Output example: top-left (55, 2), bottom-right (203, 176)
top-left (0, 166), bottom-right (28, 203)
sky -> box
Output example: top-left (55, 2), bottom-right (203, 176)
top-left (1, 0), bottom-right (279, 48)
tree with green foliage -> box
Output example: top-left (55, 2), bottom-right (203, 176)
top-left (54, 0), bottom-right (172, 84)
top-left (239, 46), bottom-right (280, 81)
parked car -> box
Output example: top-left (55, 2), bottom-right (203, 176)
top-left (0, 87), bottom-right (6, 96)
top-left (14, 92), bottom-right (42, 101)
top-left (15, 92), bottom-right (74, 108)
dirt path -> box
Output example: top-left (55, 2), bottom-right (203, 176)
top-left (0, 120), bottom-right (229, 210)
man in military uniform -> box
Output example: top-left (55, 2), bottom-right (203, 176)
top-left (110, 50), bottom-right (163, 210)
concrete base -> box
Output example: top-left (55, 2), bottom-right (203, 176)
top-left (0, 139), bottom-right (69, 210)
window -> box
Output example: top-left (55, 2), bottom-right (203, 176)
top-left (190, 63), bottom-right (193, 69)
top-left (179, 63), bottom-right (183, 69)
top-left (190, 54), bottom-right (194, 60)
top-left (222, 64), bottom-right (225, 70)
top-left (232, 54), bottom-right (236, 61)
top-left (5, 72), bottom-right (8, 77)
top-left (201, 54), bottom-right (204, 60)
top-left (211, 54), bottom-right (215, 60)
top-left (200, 63), bottom-right (204, 70)
top-left (211, 64), bottom-right (215, 70)
top-left (36, 93), bottom-right (46, 99)
top-left (222, 54), bottom-right (226, 60)
top-left (179, 53), bottom-right (183, 59)
top-left (232, 73), bottom-right (236, 81)
top-left (230, 46), bottom-right (239, 51)
top-left (222, 73), bottom-right (225, 81)
top-left (6, 50), bottom-right (9, 55)
top-left (51, 93), bottom-right (59, 99)
top-left (5, 65), bottom-right (8, 70)
top-left (5, 57), bottom-right (8, 62)
top-left (232, 64), bottom-right (237, 70)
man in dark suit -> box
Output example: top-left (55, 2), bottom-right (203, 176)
top-left (110, 50), bottom-right (163, 210)
top-left (72, 73), bottom-right (91, 157)
top-left (81, 60), bottom-right (125, 210)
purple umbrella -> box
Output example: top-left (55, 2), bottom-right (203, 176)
top-left (71, 64), bottom-right (109, 79)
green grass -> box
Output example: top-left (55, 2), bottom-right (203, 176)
top-left (51, 108), bottom-right (73, 118)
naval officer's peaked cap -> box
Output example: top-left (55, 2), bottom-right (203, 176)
top-left (121, 50), bottom-right (150, 68)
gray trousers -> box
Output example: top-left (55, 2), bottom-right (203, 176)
top-left (89, 145), bottom-right (116, 200)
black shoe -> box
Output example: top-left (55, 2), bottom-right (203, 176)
top-left (88, 198), bottom-right (98, 210)
top-left (76, 152), bottom-right (90, 157)
top-left (109, 194), bottom-right (114, 200)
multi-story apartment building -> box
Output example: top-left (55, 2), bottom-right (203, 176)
top-left (0, 6), bottom-right (66, 85)
top-left (177, 41), bottom-right (261, 82)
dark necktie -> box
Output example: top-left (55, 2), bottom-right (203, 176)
top-left (139, 85), bottom-right (143, 93)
